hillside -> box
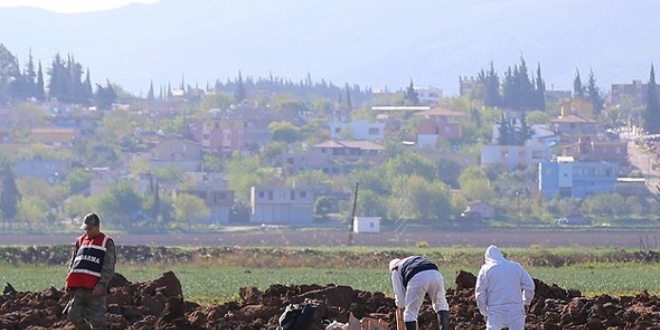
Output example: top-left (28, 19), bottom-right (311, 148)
top-left (1, 0), bottom-right (658, 95)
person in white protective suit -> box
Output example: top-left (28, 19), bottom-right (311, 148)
top-left (475, 245), bottom-right (536, 330)
top-left (389, 256), bottom-right (450, 330)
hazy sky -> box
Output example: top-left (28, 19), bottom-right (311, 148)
top-left (0, 0), bottom-right (159, 13)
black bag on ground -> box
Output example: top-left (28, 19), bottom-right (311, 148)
top-left (279, 302), bottom-right (318, 330)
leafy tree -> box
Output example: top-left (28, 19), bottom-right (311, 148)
top-left (313, 195), bottom-right (334, 221)
top-left (200, 92), bottom-right (234, 110)
top-left (0, 44), bottom-right (20, 103)
top-left (406, 175), bottom-right (452, 222)
top-left (348, 168), bottom-right (389, 195)
top-left (16, 195), bottom-right (50, 231)
top-left (525, 110), bottom-right (549, 125)
top-left (644, 64), bottom-right (660, 134)
top-left (94, 79), bottom-right (117, 109)
top-left (202, 153), bottom-right (225, 172)
top-left (458, 166), bottom-right (494, 202)
top-left (354, 189), bottom-right (388, 219)
top-left (0, 162), bottom-right (20, 225)
top-left (60, 195), bottom-right (92, 223)
top-left (65, 168), bottom-right (93, 195)
top-left (384, 152), bottom-right (436, 182)
top-left (580, 193), bottom-right (628, 220)
top-left (227, 154), bottom-right (267, 204)
top-left (436, 158), bottom-right (462, 188)
top-left (172, 193), bottom-right (210, 229)
top-left (269, 121), bottom-right (302, 144)
top-left (91, 181), bottom-right (143, 228)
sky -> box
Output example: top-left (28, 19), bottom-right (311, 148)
top-left (0, 0), bottom-right (159, 13)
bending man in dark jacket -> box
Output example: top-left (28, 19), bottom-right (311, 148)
top-left (389, 256), bottom-right (450, 330)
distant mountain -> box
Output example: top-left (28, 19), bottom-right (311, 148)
top-left (1, 0), bottom-right (658, 97)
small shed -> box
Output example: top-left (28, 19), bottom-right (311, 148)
top-left (353, 216), bottom-right (381, 233)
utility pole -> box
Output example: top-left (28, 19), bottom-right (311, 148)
top-left (348, 182), bottom-right (359, 246)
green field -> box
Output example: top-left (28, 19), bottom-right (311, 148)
top-left (2, 259), bottom-right (660, 304)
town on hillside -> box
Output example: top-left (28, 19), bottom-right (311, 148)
top-left (1, 45), bottom-right (660, 231)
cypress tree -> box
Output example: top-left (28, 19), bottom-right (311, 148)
top-left (586, 69), bottom-right (604, 118)
top-left (404, 79), bottom-right (418, 105)
top-left (535, 64), bottom-right (546, 111)
top-left (497, 114), bottom-right (511, 145)
top-left (644, 65), bottom-right (660, 134)
top-left (83, 68), bottom-right (93, 102)
top-left (573, 69), bottom-right (585, 98)
top-left (35, 62), bottom-right (45, 101)
top-left (234, 71), bottom-right (246, 102)
top-left (147, 80), bottom-right (155, 105)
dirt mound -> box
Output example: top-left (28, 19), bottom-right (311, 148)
top-left (2, 270), bottom-right (660, 329)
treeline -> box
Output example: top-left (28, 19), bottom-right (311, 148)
top-left (213, 72), bottom-right (373, 109)
top-left (0, 43), bottom-right (117, 108)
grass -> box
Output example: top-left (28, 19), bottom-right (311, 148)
top-left (3, 260), bottom-right (660, 304)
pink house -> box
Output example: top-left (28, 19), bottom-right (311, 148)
top-left (414, 107), bottom-right (464, 148)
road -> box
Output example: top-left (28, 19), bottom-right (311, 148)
top-left (627, 140), bottom-right (660, 192)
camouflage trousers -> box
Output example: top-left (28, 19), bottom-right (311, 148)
top-left (67, 288), bottom-right (107, 330)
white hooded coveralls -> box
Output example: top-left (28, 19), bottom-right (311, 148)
top-left (475, 245), bottom-right (535, 330)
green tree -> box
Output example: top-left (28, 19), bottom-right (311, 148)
top-left (227, 154), bottom-right (267, 204)
top-left (200, 92), bottom-right (234, 110)
top-left (234, 71), bottom-right (247, 102)
top-left (644, 64), bottom-right (660, 134)
top-left (384, 152), bottom-right (436, 182)
top-left (61, 195), bottom-right (92, 224)
top-left (535, 64), bottom-right (546, 111)
top-left (16, 195), bottom-right (50, 231)
top-left (65, 168), bottom-right (94, 195)
top-left (94, 79), bottom-right (117, 109)
top-left (0, 162), bottom-right (20, 225)
top-left (91, 181), bottom-right (143, 228)
top-left (269, 121), bottom-right (302, 144)
top-left (525, 110), bottom-right (549, 125)
top-left (407, 176), bottom-right (452, 222)
top-left (476, 61), bottom-right (501, 107)
top-left (173, 193), bottom-right (211, 229)
top-left (355, 189), bottom-right (387, 219)
top-left (573, 69), bottom-right (586, 98)
top-left (404, 79), bottom-right (419, 105)
top-left (497, 114), bottom-right (512, 145)
top-left (35, 62), bottom-right (45, 101)
top-left (0, 44), bottom-right (20, 103)
top-left (587, 69), bottom-right (604, 117)
top-left (458, 166), bottom-right (494, 202)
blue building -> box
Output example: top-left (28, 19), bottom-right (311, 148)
top-left (539, 156), bottom-right (617, 198)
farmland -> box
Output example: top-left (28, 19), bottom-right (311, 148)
top-left (3, 228), bottom-right (660, 329)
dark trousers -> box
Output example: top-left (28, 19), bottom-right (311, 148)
top-left (67, 288), bottom-right (107, 330)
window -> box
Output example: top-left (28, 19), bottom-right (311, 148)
top-left (258, 191), bottom-right (264, 198)
top-left (214, 192), bottom-right (226, 202)
top-left (368, 127), bottom-right (380, 135)
top-left (268, 191), bottom-right (273, 200)
top-left (290, 191), bottom-right (295, 200)
top-left (300, 191), bottom-right (307, 198)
